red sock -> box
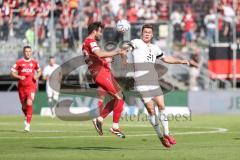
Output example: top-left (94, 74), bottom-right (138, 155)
top-left (113, 99), bottom-right (124, 123)
top-left (26, 105), bottom-right (33, 124)
top-left (22, 108), bottom-right (27, 117)
top-left (98, 100), bottom-right (104, 113)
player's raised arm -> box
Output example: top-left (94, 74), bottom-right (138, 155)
top-left (160, 56), bottom-right (198, 68)
top-left (93, 48), bottom-right (126, 58)
top-left (160, 56), bottom-right (189, 65)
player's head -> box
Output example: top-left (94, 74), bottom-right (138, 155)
top-left (49, 56), bottom-right (56, 66)
top-left (141, 24), bottom-right (154, 43)
top-left (23, 46), bottom-right (32, 60)
top-left (88, 22), bottom-right (104, 41)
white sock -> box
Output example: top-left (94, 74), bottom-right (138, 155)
top-left (159, 110), bottom-right (169, 136)
top-left (149, 114), bottom-right (163, 138)
top-left (112, 123), bottom-right (119, 129)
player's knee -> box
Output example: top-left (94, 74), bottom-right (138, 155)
top-left (117, 92), bottom-right (124, 100)
top-left (148, 109), bottom-right (155, 115)
top-left (22, 103), bottom-right (27, 109)
top-left (26, 99), bottom-right (33, 106)
top-left (145, 105), bottom-right (155, 115)
top-left (114, 91), bottom-right (124, 100)
top-left (158, 105), bottom-right (165, 110)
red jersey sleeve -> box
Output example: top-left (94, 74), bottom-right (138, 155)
top-left (88, 40), bottom-right (100, 53)
top-left (11, 61), bottom-right (19, 73)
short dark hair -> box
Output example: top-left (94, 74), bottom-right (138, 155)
top-left (142, 24), bottom-right (154, 32)
top-left (49, 56), bottom-right (55, 59)
top-left (23, 46), bottom-right (31, 51)
top-left (88, 22), bottom-right (104, 34)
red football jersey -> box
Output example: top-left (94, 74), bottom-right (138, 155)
top-left (82, 38), bottom-right (110, 78)
top-left (11, 58), bottom-right (41, 89)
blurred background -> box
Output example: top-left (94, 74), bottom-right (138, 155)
top-left (0, 0), bottom-right (239, 116)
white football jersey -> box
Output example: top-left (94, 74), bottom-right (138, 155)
top-left (127, 39), bottom-right (165, 79)
top-left (43, 64), bottom-right (60, 92)
top-left (127, 39), bottom-right (164, 63)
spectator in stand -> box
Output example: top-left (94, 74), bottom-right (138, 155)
top-left (222, 1), bottom-right (235, 42)
top-left (83, 1), bottom-right (100, 27)
top-left (69, 0), bottom-right (78, 13)
top-left (71, 10), bottom-right (81, 48)
top-left (158, 1), bottom-right (169, 21)
top-left (0, 0), bottom-right (12, 41)
top-left (21, 1), bottom-right (37, 32)
top-left (127, 3), bottom-right (138, 23)
top-left (182, 7), bottom-right (196, 44)
top-left (58, 2), bottom-right (72, 49)
top-left (36, 0), bottom-right (51, 45)
top-left (171, 7), bottom-right (183, 42)
top-left (204, 8), bottom-right (216, 44)
top-left (24, 25), bottom-right (35, 48)
top-left (236, 10), bottom-right (240, 43)
top-left (102, 1), bottom-right (115, 27)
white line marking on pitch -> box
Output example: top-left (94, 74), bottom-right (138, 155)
top-left (0, 128), bottom-right (228, 139)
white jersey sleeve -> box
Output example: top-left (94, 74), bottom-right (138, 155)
top-left (130, 39), bottom-right (141, 49)
top-left (155, 45), bottom-right (165, 59)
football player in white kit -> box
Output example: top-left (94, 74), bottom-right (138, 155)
top-left (124, 24), bottom-right (197, 148)
top-left (42, 56), bottom-right (60, 117)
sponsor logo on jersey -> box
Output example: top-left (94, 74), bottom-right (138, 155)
top-left (21, 68), bottom-right (33, 73)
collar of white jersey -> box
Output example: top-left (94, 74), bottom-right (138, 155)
top-left (140, 39), bottom-right (152, 46)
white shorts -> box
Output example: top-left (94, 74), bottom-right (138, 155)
top-left (136, 85), bottom-right (163, 103)
top-left (47, 88), bottom-right (59, 101)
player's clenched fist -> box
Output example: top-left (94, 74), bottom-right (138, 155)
top-left (19, 76), bottom-right (26, 80)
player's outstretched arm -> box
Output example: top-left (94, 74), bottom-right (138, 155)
top-left (161, 56), bottom-right (198, 68)
top-left (93, 48), bottom-right (126, 58)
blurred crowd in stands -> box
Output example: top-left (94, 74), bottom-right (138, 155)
top-left (0, 0), bottom-right (240, 48)
top-left (1, 0), bottom-right (240, 90)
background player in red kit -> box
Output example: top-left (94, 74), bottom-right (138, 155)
top-left (10, 46), bottom-right (41, 132)
top-left (82, 22), bottom-right (127, 138)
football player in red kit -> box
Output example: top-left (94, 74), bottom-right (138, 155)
top-left (82, 22), bottom-right (127, 138)
top-left (10, 46), bottom-right (41, 132)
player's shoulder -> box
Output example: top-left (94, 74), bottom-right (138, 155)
top-left (16, 58), bottom-right (24, 63)
top-left (30, 58), bottom-right (39, 64)
top-left (131, 38), bottom-right (142, 44)
top-left (151, 43), bottom-right (162, 50)
top-left (130, 39), bottom-right (142, 48)
top-left (84, 38), bottom-right (98, 48)
top-left (84, 38), bottom-right (96, 44)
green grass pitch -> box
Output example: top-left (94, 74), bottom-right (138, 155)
top-left (0, 115), bottom-right (239, 160)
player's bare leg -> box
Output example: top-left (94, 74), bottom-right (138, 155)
top-left (93, 91), bottom-right (125, 138)
top-left (144, 98), bottom-right (171, 148)
top-left (23, 99), bottom-right (33, 132)
top-left (92, 89), bottom-right (105, 135)
top-left (153, 96), bottom-right (176, 145)
top-left (109, 91), bottom-right (125, 138)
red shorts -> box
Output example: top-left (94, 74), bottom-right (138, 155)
top-left (95, 68), bottom-right (121, 95)
top-left (18, 87), bottom-right (36, 104)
